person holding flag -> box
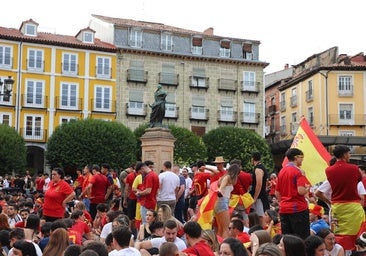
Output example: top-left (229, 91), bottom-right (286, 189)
top-left (275, 147), bottom-right (311, 240)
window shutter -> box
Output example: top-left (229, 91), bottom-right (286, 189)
top-left (130, 60), bottom-right (144, 70)
top-left (162, 63), bottom-right (175, 73)
top-left (166, 93), bottom-right (176, 103)
top-left (129, 90), bottom-right (143, 102)
top-left (193, 67), bottom-right (206, 77)
top-left (221, 98), bottom-right (233, 107)
top-left (192, 95), bottom-right (205, 106)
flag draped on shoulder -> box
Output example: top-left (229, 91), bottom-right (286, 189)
top-left (282, 117), bottom-right (332, 185)
top-left (196, 181), bottom-right (218, 229)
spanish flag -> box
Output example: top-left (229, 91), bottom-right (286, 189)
top-left (196, 181), bottom-right (219, 229)
top-left (283, 117), bottom-right (332, 185)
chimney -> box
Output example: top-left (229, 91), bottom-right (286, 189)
top-left (284, 64), bottom-right (289, 69)
top-left (203, 27), bottom-right (214, 36)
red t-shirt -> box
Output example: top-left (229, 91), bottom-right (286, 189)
top-left (43, 180), bottom-right (74, 218)
top-left (193, 172), bottom-right (210, 197)
top-left (83, 210), bottom-right (92, 224)
top-left (36, 177), bottom-right (45, 191)
top-left (183, 240), bottom-right (215, 256)
top-left (70, 219), bottom-right (91, 237)
top-left (326, 160), bottom-right (361, 202)
top-left (68, 229), bottom-right (83, 245)
top-left (125, 171), bottom-right (138, 200)
top-left (76, 175), bottom-right (84, 189)
top-left (82, 173), bottom-right (93, 198)
top-left (232, 171), bottom-right (252, 195)
top-left (140, 171), bottom-right (159, 210)
top-left (90, 173), bottom-right (110, 204)
top-left (237, 232), bottom-right (251, 243)
top-left (210, 170), bottom-right (227, 183)
top-left (269, 178), bottom-right (277, 196)
top-left (276, 164), bottom-right (310, 214)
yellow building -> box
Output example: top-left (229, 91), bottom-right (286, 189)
top-left (267, 47), bottom-right (366, 161)
top-left (0, 19), bottom-right (116, 172)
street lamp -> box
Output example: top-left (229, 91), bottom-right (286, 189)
top-left (0, 76), bottom-right (14, 97)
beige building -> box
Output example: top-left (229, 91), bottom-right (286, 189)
top-left (89, 15), bottom-right (268, 135)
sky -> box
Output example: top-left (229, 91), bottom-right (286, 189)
top-left (2, 0), bottom-right (365, 74)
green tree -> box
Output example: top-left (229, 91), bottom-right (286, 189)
top-left (203, 126), bottom-right (274, 171)
top-left (133, 123), bottom-right (149, 161)
top-left (168, 125), bottom-right (207, 166)
top-left (46, 119), bottom-right (137, 170)
top-left (0, 125), bottom-right (27, 174)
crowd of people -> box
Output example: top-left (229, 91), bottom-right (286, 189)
top-left (0, 145), bottom-right (366, 256)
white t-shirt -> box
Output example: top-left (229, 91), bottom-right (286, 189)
top-left (157, 171), bottom-right (180, 201)
top-left (100, 222), bottom-right (113, 239)
top-left (109, 247), bottom-right (141, 256)
top-left (317, 180), bottom-right (366, 201)
top-left (150, 236), bottom-right (187, 251)
top-left (184, 177), bottom-right (193, 198)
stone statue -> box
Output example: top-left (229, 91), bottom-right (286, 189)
top-left (149, 84), bottom-right (167, 128)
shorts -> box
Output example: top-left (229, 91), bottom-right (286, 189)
top-left (127, 198), bottom-right (137, 220)
top-left (189, 195), bottom-right (203, 209)
top-left (214, 197), bottom-right (229, 214)
top-left (252, 199), bottom-right (265, 217)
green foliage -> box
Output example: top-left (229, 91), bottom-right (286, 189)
top-left (203, 126), bottom-right (274, 172)
top-left (133, 123), bottom-right (149, 161)
top-left (168, 125), bottom-right (207, 166)
top-left (46, 119), bottom-right (137, 170)
top-left (0, 125), bottom-right (27, 174)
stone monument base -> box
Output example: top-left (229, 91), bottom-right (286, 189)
top-left (140, 127), bottom-right (175, 173)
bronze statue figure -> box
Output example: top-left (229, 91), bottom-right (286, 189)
top-left (149, 84), bottom-right (167, 128)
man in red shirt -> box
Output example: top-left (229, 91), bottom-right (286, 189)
top-left (228, 219), bottom-right (250, 247)
top-left (123, 165), bottom-right (138, 232)
top-left (87, 164), bottom-right (111, 220)
top-left (183, 221), bottom-right (215, 256)
top-left (79, 165), bottom-right (93, 212)
top-left (275, 148), bottom-right (311, 240)
top-left (135, 161), bottom-right (159, 224)
top-left (35, 173), bottom-right (45, 193)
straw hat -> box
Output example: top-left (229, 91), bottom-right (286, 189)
top-left (214, 156), bottom-right (225, 164)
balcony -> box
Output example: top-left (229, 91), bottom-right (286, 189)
top-left (165, 106), bottom-right (179, 119)
top-left (22, 94), bottom-right (48, 109)
top-left (268, 105), bottom-right (276, 115)
top-left (217, 110), bottom-right (237, 123)
top-left (290, 95), bottom-right (297, 107)
top-left (305, 90), bottom-right (313, 102)
top-left (90, 99), bottom-right (116, 114)
top-left (126, 102), bottom-right (147, 117)
top-left (21, 128), bottom-right (47, 142)
top-left (241, 81), bottom-right (259, 93)
top-left (218, 78), bottom-right (237, 92)
top-left (127, 69), bottom-right (148, 83)
top-left (191, 46), bottom-right (203, 55)
top-left (0, 93), bottom-right (16, 106)
top-left (241, 112), bottom-right (260, 124)
top-left (280, 101), bottom-right (286, 112)
top-left (329, 114), bottom-right (366, 126)
top-left (95, 67), bottom-right (112, 79)
top-left (338, 86), bottom-right (353, 97)
top-left (61, 63), bottom-right (79, 76)
top-left (189, 108), bottom-right (209, 121)
top-left (55, 96), bottom-right (82, 111)
top-left (159, 72), bottom-right (179, 86)
top-left (27, 60), bottom-right (44, 73)
top-left (190, 76), bottom-right (209, 89)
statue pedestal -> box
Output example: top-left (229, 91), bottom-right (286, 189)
top-left (140, 127), bottom-right (175, 173)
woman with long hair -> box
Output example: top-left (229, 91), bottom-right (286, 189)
top-left (214, 163), bottom-right (240, 238)
top-left (12, 240), bottom-right (37, 256)
top-left (318, 228), bottom-right (344, 256)
top-left (278, 234), bottom-right (306, 256)
top-left (304, 235), bottom-right (326, 256)
top-left (220, 237), bottom-right (248, 256)
top-left (137, 209), bottom-right (157, 241)
top-left (0, 214), bottom-right (11, 231)
top-left (157, 204), bottom-right (184, 236)
top-left (42, 228), bottom-right (70, 256)
top-left (201, 229), bottom-right (220, 256)
top-left (23, 214), bottom-right (41, 243)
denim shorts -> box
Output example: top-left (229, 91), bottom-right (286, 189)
top-left (214, 197), bottom-right (229, 213)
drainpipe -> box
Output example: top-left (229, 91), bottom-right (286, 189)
top-left (15, 41), bottom-right (23, 133)
top-left (319, 70), bottom-right (330, 135)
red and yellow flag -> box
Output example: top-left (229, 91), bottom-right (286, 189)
top-left (282, 117), bottom-right (332, 185)
top-left (196, 181), bottom-right (219, 229)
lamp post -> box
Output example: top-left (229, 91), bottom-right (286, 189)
top-left (0, 76), bottom-right (14, 98)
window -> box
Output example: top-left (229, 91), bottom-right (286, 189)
top-left (220, 98), bottom-right (234, 121)
top-left (28, 49), bottom-right (43, 71)
top-left (191, 67), bottom-right (207, 88)
top-left (0, 45), bottom-right (12, 67)
top-left (338, 76), bottom-right (353, 96)
top-left (291, 112), bottom-right (298, 135)
top-left (83, 32), bottom-right (94, 43)
top-left (290, 88), bottom-right (297, 107)
top-left (25, 24), bottom-right (36, 36)
top-left (61, 83), bottom-right (78, 109)
top-left (280, 92), bottom-right (286, 111)
top-left (243, 72), bottom-right (256, 91)
top-left (308, 107), bottom-right (314, 126)
top-left (192, 36), bottom-right (203, 55)
top-left (219, 39), bottom-right (231, 57)
top-left (25, 80), bottom-right (44, 107)
top-left (60, 117), bottom-right (77, 124)
top-left (96, 57), bottom-right (111, 78)
top-left (159, 63), bottom-right (178, 85)
top-left (25, 115), bottom-right (43, 139)
top-left (243, 102), bottom-right (256, 123)
top-left (280, 116), bottom-right (286, 134)
top-left (161, 33), bottom-right (173, 51)
top-left (306, 80), bottom-right (313, 101)
top-left (165, 93), bottom-right (177, 118)
top-left (62, 53), bottom-right (77, 75)
top-left (339, 103), bottom-right (353, 123)
top-left (243, 43), bottom-right (252, 60)
top-left (129, 28), bottom-right (142, 48)
top-left (0, 113), bottom-right (11, 126)
top-left (128, 90), bottom-right (144, 115)
top-left (94, 86), bottom-right (111, 111)
top-left (191, 95), bottom-right (205, 119)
